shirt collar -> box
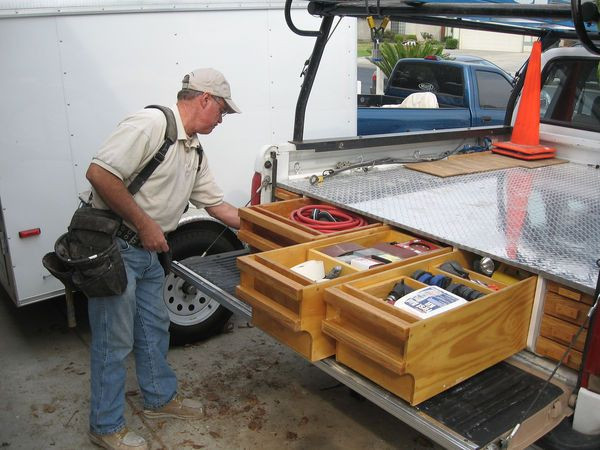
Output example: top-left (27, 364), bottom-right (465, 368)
top-left (173, 104), bottom-right (200, 150)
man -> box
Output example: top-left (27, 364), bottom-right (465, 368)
top-left (85, 68), bottom-right (241, 449)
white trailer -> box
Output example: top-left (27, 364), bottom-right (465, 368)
top-left (0, 0), bottom-right (357, 341)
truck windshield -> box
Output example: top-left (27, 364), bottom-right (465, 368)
top-left (389, 62), bottom-right (464, 102)
top-left (541, 58), bottom-right (600, 132)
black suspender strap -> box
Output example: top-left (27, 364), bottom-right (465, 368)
top-left (126, 105), bottom-right (178, 196)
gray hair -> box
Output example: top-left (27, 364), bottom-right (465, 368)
top-left (177, 89), bottom-right (203, 101)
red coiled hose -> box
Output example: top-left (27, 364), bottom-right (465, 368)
top-left (290, 204), bottom-right (367, 233)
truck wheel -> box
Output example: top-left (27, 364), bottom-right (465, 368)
top-left (163, 227), bottom-right (239, 345)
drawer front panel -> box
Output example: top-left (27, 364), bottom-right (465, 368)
top-left (536, 335), bottom-right (582, 370)
top-left (539, 314), bottom-right (587, 351)
top-left (544, 292), bottom-right (590, 327)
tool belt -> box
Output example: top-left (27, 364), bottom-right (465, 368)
top-left (116, 223), bottom-right (142, 247)
top-left (115, 223), bottom-right (172, 275)
top-left (42, 207), bottom-right (127, 298)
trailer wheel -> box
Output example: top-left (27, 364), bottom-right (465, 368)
top-left (163, 227), bottom-right (239, 345)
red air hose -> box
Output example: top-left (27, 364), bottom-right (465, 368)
top-left (290, 204), bottom-right (367, 233)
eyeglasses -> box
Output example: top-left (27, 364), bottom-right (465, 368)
top-left (210, 95), bottom-right (228, 118)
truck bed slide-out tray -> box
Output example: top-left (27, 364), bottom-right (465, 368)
top-left (171, 251), bottom-right (565, 450)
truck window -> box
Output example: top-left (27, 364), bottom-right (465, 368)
top-left (389, 62), bottom-right (464, 100)
top-left (476, 70), bottom-right (512, 108)
top-left (541, 58), bottom-right (600, 132)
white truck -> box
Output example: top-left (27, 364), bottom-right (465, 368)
top-left (0, 0), bottom-right (357, 342)
top-left (173, 1), bottom-right (600, 448)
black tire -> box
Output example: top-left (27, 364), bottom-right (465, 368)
top-left (164, 227), bottom-right (240, 345)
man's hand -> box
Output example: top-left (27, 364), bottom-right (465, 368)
top-left (137, 217), bottom-right (169, 252)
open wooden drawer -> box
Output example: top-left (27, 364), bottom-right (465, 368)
top-left (322, 250), bottom-right (537, 405)
top-left (238, 197), bottom-right (382, 251)
top-left (236, 225), bottom-right (450, 361)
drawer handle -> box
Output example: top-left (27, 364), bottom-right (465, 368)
top-left (324, 289), bottom-right (410, 340)
top-left (322, 320), bottom-right (406, 375)
top-left (557, 287), bottom-right (581, 301)
top-left (238, 256), bottom-right (303, 301)
top-left (236, 285), bottom-right (301, 332)
top-left (550, 326), bottom-right (574, 344)
top-left (555, 303), bottom-right (580, 321)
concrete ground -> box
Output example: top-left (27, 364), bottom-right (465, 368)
top-left (0, 290), bottom-right (442, 450)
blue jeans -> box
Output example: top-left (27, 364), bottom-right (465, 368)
top-left (88, 238), bottom-right (177, 435)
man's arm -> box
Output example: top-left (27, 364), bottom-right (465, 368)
top-left (205, 202), bottom-right (240, 229)
top-left (86, 163), bottom-right (169, 252)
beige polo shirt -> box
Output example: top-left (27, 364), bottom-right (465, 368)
top-left (90, 105), bottom-right (224, 233)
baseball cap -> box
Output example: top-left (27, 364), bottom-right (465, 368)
top-left (181, 68), bottom-right (241, 114)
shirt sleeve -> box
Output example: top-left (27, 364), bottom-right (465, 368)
top-left (189, 153), bottom-right (224, 208)
top-left (90, 113), bottom-right (159, 181)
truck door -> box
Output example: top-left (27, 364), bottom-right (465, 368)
top-left (472, 68), bottom-right (513, 126)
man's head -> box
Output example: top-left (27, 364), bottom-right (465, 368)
top-left (177, 68), bottom-right (241, 135)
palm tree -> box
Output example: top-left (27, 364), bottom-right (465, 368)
top-left (373, 41), bottom-right (448, 78)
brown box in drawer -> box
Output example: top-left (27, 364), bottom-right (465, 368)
top-left (238, 197), bottom-right (382, 252)
top-left (322, 250), bottom-right (536, 405)
top-left (539, 314), bottom-right (587, 352)
top-left (236, 225), bottom-right (450, 361)
top-left (536, 335), bottom-right (583, 371)
top-left (544, 292), bottom-right (590, 327)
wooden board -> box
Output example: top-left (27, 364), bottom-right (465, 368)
top-left (405, 151), bottom-right (567, 177)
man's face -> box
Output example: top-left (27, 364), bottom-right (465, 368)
top-left (193, 93), bottom-right (227, 134)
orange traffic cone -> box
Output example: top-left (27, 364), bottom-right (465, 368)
top-left (493, 41), bottom-right (556, 160)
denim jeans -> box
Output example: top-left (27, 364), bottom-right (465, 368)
top-left (88, 238), bottom-right (177, 435)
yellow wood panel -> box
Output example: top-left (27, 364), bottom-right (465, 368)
top-left (274, 187), bottom-right (302, 201)
top-left (544, 292), bottom-right (591, 327)
top-left (547, 281), bottom-right (594, 305)
top-left (405, 151), bottom-right (567, 177)
top-left (236, 285), bottom-right (301, 331)
top-left (405, 276), bottom-right (536, 404)
top-left (539, 314), bottom-right (587, 352)
top-left (336, 344), bottom-right (415, 402)
top-left (318, 249), bottom-right (537, 405)
top-left (323, 320), bottom-right (406, 374)
top-left (535, 335), bottom-right (582, 371)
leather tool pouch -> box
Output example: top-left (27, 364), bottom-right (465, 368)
top-left (43, 207), bottom-right (127, 298)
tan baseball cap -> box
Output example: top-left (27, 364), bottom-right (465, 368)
top-left (181, 68), bottom-right (241, 114)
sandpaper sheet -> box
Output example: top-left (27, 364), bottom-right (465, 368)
top-left (405, 151), bottom-right (567, 177)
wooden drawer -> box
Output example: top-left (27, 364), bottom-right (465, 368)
top-left (322, 250), bottom-right (536, 405)
top-left (546, 281), bottom-right (594, 305)
top-left (536, 335), bottom-right (583, 371)
top-left (539, 314), bottom-right (587, 352)
top-left (238, 197), bottom-right (382, 251)
top-left (236, 225), bottom-right (450, 361)
top-left (544, 292), bottom-right (590, 327)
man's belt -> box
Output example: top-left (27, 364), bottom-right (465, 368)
top-left (116, 223), bottom-right (142, 247)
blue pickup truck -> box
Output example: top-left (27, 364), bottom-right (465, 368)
top-left (357, 56), bottom-right (515, 135)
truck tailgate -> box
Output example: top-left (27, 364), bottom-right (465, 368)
top-left (172, 251), bottom-right (569, 449)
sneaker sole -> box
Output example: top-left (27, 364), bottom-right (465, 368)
top-left (142, 410), bottom-right (203, 420)
top-left (88, 431), bottom-right (148, 450)
top-left (88, 432), bottom-right (109, 448)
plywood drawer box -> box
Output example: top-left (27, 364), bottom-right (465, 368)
top-left (322, 250), bottom-right (537, 405)
top-left (236, 226), bottom-right (450, 361)
top-left (238, 197), bottom-right (382, 252)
